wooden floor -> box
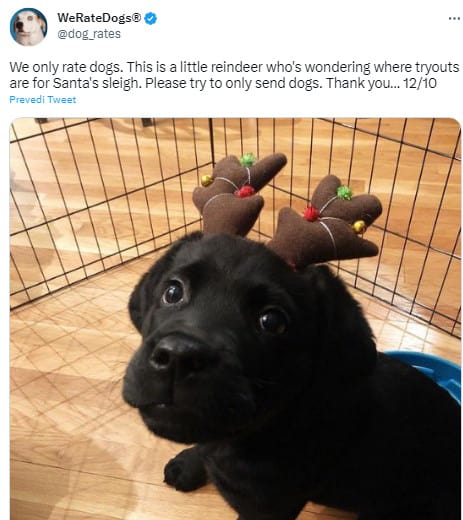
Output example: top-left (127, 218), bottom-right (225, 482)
top-left (10, 253), bottom-right (461, 520)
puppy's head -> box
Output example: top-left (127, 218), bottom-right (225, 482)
top-left (15, 11), bottom-right (46, 42)
top-left (123, 233), bottom-right (376, 443)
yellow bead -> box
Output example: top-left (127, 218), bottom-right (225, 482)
top-left (352, 220), bottom-right (367, 234)
top-left (201, 174), bottom-right (213, 187)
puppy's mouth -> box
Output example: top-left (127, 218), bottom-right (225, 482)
top-left (139, 404), bottom-right (182, 441)
top-left (138, 401), bottom-right (177, 417)
top-left (140, 402), bottom-right (258, 445)
top-left (123, 332), bottom-right (259, 443)
top-left (140, 400), bottom-right (188, 415)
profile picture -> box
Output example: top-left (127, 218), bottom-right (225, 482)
top-left (11, 8), bottom-right (47, 46)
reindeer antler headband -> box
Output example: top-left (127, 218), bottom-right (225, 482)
top-left (193, 153), bottom-right (382, 270)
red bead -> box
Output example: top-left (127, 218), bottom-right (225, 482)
top-left (235, 185), bottom-right (256, 198)
top-left (287, 261), bottom-right (297, 271)
top-left (303, 206), bottom-right (320, 222)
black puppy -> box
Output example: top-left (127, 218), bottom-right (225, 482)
top-left (123, 233), bottom-right (460, 520)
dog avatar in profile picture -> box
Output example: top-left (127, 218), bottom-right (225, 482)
top-left (12, 8), bottom-right (47, 46)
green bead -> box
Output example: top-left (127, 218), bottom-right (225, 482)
top-left (240, 153), bottom-right (256, 167)
top-left (337, 185), bottom-right (353, 200)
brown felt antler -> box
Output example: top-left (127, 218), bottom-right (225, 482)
top-left (193, 153), bottom-right (287, 235)
top-left (267, 175), bottom-right (383, 269)
top-left (194, 154), bottom-right (382, 269)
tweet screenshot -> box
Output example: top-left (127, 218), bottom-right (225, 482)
top-left (4, 0), bottom-right (462, 518)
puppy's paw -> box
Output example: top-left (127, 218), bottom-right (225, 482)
top-left (164, 447), bottom-right (208, 492)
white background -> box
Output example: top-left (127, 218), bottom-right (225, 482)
top-left (1, 0), bottom-right (462, 511)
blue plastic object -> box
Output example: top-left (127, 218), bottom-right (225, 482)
top-left (385, 351), bottom-right (461, 405)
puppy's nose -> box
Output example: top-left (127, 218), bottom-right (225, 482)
top-left (150, 335), bottom-right (217, 379)
top-left (16, 21), bottom-right (24, 30)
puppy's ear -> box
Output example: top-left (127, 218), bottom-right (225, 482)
top-left (307, 265), bottom-right (377, 382)
top-left (39, 16), bottom-right (46, 32)
top-left (128, 232), bottom-right (202, 333)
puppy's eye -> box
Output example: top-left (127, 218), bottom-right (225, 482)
top-left (162, 280), bottom-right (185, 305)
top-left (257, 308), bottom-right (288, 335)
